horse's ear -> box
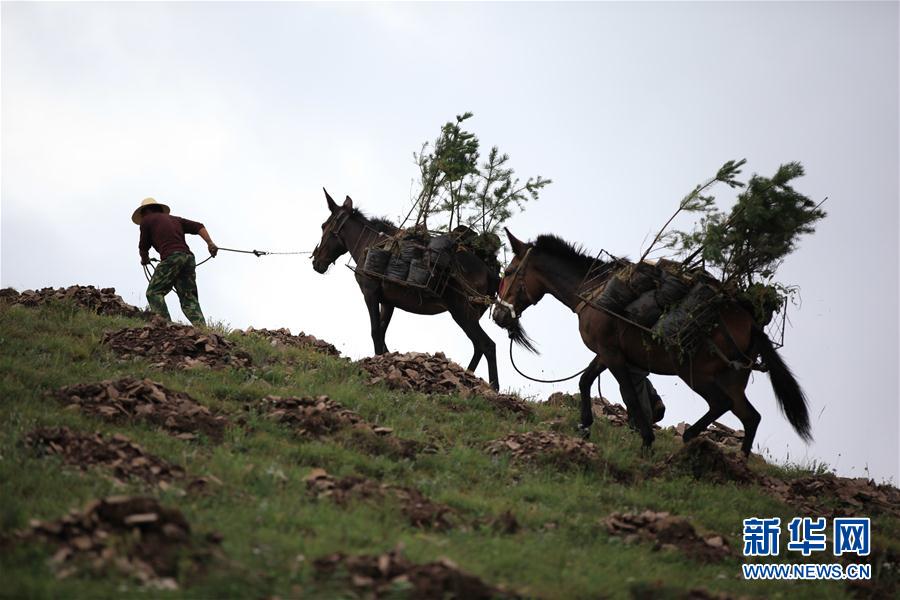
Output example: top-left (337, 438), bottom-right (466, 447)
top-left (506, 228), bottom-right (527, 256)
top-left (343, 196), bottom-right (354, 210)
top-left (324, 188), bottom-right (338, 212)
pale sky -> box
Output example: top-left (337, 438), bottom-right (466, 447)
top-left (2, 2), bottom-right (898, 482)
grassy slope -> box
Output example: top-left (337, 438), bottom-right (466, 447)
top-left (0, 302), bottom-right (896, 599)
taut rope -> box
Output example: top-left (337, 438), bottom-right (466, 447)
top-left (142, 245), bottom-right (313, 280)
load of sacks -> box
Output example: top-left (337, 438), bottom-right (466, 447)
top-left (588, 259), bottom-right (723, 349)
top-left (361, 225), bottom-right (501, 289)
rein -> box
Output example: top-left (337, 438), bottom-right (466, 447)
top-left (508, 339), bottom-right (588, 383)
top-left (497, 247), bottom-right (587, 383)
top-left (494, 246), bottom-right (534, 319)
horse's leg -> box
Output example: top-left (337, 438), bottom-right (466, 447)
top-left (448, 307), bottom-right (498, 390)
top-left (378, 304), bottom-right (394, 353)
top-left (717, 368), bottom-right (760, 456)
top-left (363, 294), bottom-right (385, 355)
top-left (467, 347), bottom-right (484, 374)
top-left (731, 393), bottom-right (761, 456)
top-left (577, 356), bottom-right (606, 438)
top-left (680, 381), bottom-right (733, 444)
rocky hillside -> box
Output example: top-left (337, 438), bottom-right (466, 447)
top-left (1, 286), bottom-right (897, 598)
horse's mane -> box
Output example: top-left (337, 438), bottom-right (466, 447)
top-left (533, 234), bottom-right (600, 273)
top-left (350, 207), bottom-right (397, 234)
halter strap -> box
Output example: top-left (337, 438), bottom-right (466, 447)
top-left (495, 247), bottom-right (534, 319)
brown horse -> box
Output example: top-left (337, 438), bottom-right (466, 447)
top-left (311, 190), bottom-right (501, 389)
top-left (491, 229), bottom-right (811, 455)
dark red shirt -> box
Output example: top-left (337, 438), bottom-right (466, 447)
top-left (139, 213), bottom-right (204, 262)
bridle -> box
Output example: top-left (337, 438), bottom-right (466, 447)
top-left (312, 209), bottom-right (350, 263)
top-left (494, 246), bottom-right (535, 320)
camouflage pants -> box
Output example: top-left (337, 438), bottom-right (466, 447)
top-left (146, 252), bottom-right (206, 326)
top-left (624, 366), bottom-right (666, 425)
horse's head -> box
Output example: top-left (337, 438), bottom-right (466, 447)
top-left (311, 189), bottom-right (353, 273)
top-left (492, 228), bottom-right (541, 353)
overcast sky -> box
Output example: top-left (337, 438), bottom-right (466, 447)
top-left (2, 2), bottom-right (898, 482)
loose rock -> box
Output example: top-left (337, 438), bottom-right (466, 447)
top-left (545, 392), bottom-right (659, 428)
top-left (102, 319), bottom-right (252, 370)
top-left (235, 327), bottom-right (341, 357)
top-left (657, 437), bottom-right (755, 484)
top-left (258, 395), bottom-right (425, 458)
top-left (486, 393), bottom-right (534, 418)
top-left (1, 285), bottom-right (147, 319)
top-left (305, 469), bottom-right (455, 530)
top-left (659, 437), bottom-right (900, 518)
top-left (313, 547), bottom-right (519, 599)
top-left (358, 351), bottom-right (532, 416)
top-left (762, 472), bottom-right (900, 519)
top-left (669, 421), bottom-right (744, 449)
top-left (259, 395), bottom-right (366, 437)
top-left (604, 510), bottom-right (732, 563)
top-left (486, 431), bottom-right (605, 471)
top-left (13, 496), bottom-right (222, 587)
top-left (358, 351), bottom-right (492, 397)
top-left (25, 427), bottom-right (185, 485)
top-left (54, 377), bottom-right (228, 442)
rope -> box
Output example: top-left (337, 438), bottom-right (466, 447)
top-left (142, 244), bottom-right (312, 282)
top-left (150, 246), bottom-right (313, 270)
top-left (216, 246), bottom-right (313, 258)
top-left (508, 339), bottom-right (588, 384)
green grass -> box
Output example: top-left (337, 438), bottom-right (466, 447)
top-left (1, 301), bottom-right (896, 599)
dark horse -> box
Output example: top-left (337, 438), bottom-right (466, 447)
top-left (492, 230), bottom-right (811, 455)
top-left (311, 190), bottom-right (501, 389)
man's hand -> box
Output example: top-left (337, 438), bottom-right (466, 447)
top-left (141, 257), bottom-right (151, 266)
top-left (208, 243), bottom-right (219, 258)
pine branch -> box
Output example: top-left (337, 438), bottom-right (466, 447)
top-left (640, 159), bottom-right (746, 263)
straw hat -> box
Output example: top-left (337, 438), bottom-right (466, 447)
top-left (132, 197), bottom-right (170, 224)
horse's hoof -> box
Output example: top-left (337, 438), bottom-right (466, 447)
top-left (577, 424), bottom-right (591, 440)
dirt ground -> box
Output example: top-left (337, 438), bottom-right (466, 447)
top-left (257, 395), bottom-right (426, 458)
top-left (604, 510), bottom-right (732, 563)
top-left (358, 351), bottom-right (533, 417)
top-left (661, 437), bottom-right (900, 519)
top-left (12, 496), bottom-right (222, 589)
top-left (486, 430), bottom-right (603, 470)
top-left (234, 327), bottom-right (341, 357)
top-left (54, 377), bottom-right (229, 442)
top-left (659, 438), bottom-right (756, 484)
top-left (305, 468), bottom-right (455, 531)
top-left (1, 285), bottom-right (148, 319)
top-left (25, 427), bottom-right (186, 486)
top-left (358, 351), bottom-right (494, 397)
top-left (102, 319), bottom-right (252, 370)
top-left (313, 546), bottom-right (520, 599)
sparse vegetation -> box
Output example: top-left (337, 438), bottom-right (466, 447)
top-left (1, 299), bottom-right (897, 598)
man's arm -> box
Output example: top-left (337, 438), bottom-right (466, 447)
top-left (139, 222), bottom-right (152, 265)
top-left (198, 227), bottom-right (218, 257)
top-left (179, 217), bottom-right (218, 257)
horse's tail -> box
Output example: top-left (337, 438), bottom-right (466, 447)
top-left (752, 325), bottom-right (812, 442)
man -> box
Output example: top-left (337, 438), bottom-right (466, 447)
top-left (625, 366), bottom-right (666, 426)
top-left (133, 197), bottom-right (218, 326)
